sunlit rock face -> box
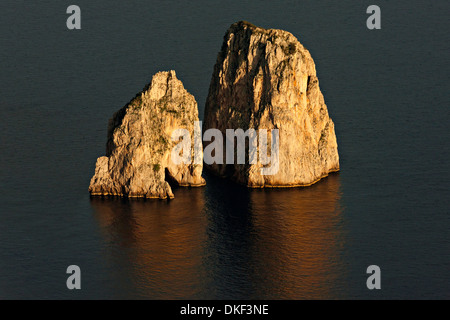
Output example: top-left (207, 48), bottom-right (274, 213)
top-left (203, 21), bottom-right (339, 187)
top-left (89, 71), bottom-right (205, 199)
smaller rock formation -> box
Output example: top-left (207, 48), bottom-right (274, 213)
top-left (89, 70), bottom-right (205, 199)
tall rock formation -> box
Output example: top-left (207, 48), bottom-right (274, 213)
top-left (89, 71), bottom-right (205, 199)
top-left (203, 21), bottom-right (339, 187)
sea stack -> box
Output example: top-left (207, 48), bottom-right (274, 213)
top-left (89, 70), bottom-right (205, 199)
top-left (203, 21), bottom-right (339, 187)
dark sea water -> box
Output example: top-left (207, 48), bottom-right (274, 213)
top-left (0, 1), bottom-right (449, 299)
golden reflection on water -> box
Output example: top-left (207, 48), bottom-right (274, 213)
top-left (91, 188), bottom-right (209, 299)
top-left (246, 174), bottom-right (346, 299)
top-left (91, 173), bottom-right (345, 299)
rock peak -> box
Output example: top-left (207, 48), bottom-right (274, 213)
top-left (149, 70), bottom-right (177, 85)
top-left (226, 21), bottom-right (298, 41)
top-left (229, 20), bottom-right (259, 31)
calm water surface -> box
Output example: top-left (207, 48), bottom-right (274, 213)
top-left (0, 1), bottom-right (449, 299)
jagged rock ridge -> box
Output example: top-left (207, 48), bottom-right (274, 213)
top-left (203, 21), bottom-right (339, 187)
top-left (89, 70), bottom-right (205, 199)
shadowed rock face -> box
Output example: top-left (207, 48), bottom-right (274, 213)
top-left (89, 71), bottom-right (205, 199)
top-left (203, 21), bottom-right (339, 187)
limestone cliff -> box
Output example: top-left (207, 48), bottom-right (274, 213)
top-left (89, 70), bottom-right (205, 199)
top-left (203, 21), bottom-right (339, 187)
